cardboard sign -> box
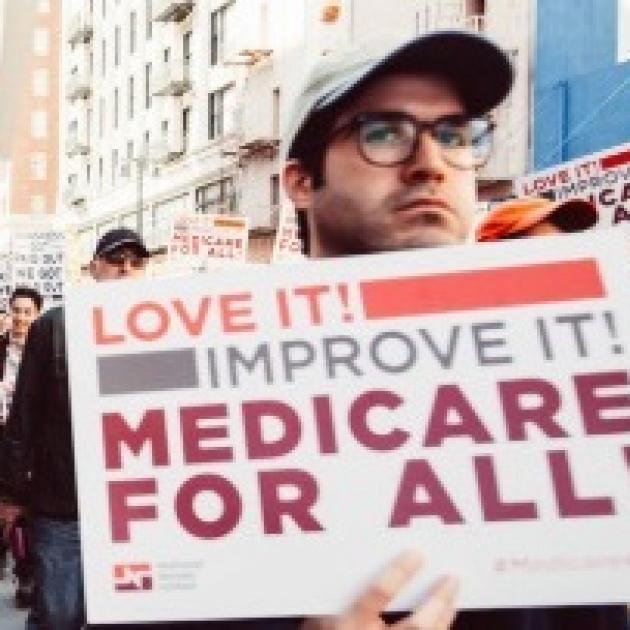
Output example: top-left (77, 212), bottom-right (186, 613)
top-left (169, 213), bottom-right (248, 272)
top-left (65, 230), bottom-right (630, 624)
top-left (10, 228), bottom-right (65, 307)
top-left (272, 204), bottom-right (305, 262)
top-left (518, 143), bottom-right (630, 228)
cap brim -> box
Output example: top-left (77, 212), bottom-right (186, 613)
top-left (317, 30), bottom-right (514, 117)
top-left (98, 238), bottom-right (150, 258)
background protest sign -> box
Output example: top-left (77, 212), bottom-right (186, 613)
top-left (272, 202), bottom-right (305, 262)
top-left (10, 227), bottom-right (65, 307)
top-left (66, 229), bottom-right (630, 624)
top-left (168, 213), bottom-right (248, 273)
top-left (517, 143), bottom-right (630, 228)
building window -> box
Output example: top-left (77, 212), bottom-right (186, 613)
top-left (32, 69), bottom-right (49, 97)
top-left (144, 130), bottom-right (150, 153)
top-left (30, 195), bottom-right (46, 214)
top-left (146, 0), bottom-right (153, 39)
top-left (112, 149), bottom-right (119, 186)
top-left (272, 87), bottom-right (280, 137)
top-left (114, 88), bottom-right (119, 128)
top-left (208, 85), bottom-right (233, 140)
top-left (86, 162), bottom-right (91, 184)
top-left (127, 140), bottom-right (134, 160)
top-left (87, 107), bottom-right (92, 145)
top-left (102, 0), bottom-right (106, 18)
top-left (30, 153), bottom-right (47, 180)
top-left (270, 174), bottom-right (280, 207)
top-left (128, 76), bottom-right (135, 119)
top-left (99, 157), bottom-right (104, 188)
top-left (115, 26), bottom-right (121, 66)
top-left (99, 97), bottom-right (105, 137)
top-left (183, 107), bottom-right (191, 153)
top-left (183, 31), bottom-right (192, 64)
top-left (145, 62), bottom-right (152, 109)
top-left (101, 39), bottom-right (106, 76)
top-left (33, 28), bottom-right (49, 56)
top-left (161, 120), bottom-right (168, 143)
top-left (130, 11), bottom-right (137, 54)
top-left (195, 178), bottom-right (234, 213)
top-left (31, 111), bottom-right (47, 139)
top-left (210, 5), bottom-right (228, 66)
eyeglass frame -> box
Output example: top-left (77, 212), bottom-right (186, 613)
top-left (100, 249), bottom-right (148, 269)
top-left (325, 110), bottom-right (496, 170)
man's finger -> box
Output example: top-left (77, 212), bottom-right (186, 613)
top-left (401, 575), bottom-right (459, 629)
top-left (351, 550), bottom-right (424, 617)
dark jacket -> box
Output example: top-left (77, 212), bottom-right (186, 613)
top-left (0, 331), bottom-right (9, 380)
top-left (0, 306), bottom-right (77, 519)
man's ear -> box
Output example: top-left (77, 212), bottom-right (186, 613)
top-left (282, 159), bottom-right (315, 210)
top-left (88, 259), bottom-right (99, 280)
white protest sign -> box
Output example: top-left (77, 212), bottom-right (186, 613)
top-left (169, 213), bottom-right (248, 272)
top-left (11, 228), bottom-right (65, 306)
top-left (518, 143), bottom-right (630, 228)
top-left (272, 203), bottom-right (305, 262)
top-left (66, 230), bottom-right (630, 624)
top-left (0, 252), bottom-right (11, 312)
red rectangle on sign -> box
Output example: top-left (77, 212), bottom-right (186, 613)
top-left (360, 259), bottom-right (604, 320)
top-left (600, 149), bottom-right (630, 170)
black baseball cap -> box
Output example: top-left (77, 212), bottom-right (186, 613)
top-left (94, 228), bottom-right (150, 258)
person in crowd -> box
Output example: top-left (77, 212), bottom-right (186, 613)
top-left (0, 229), bottom-right (150, 630)
top-left (281, 28), bottom-right (626, 630)
top-left (476, 195), bottom-right (598, 240)
top-left (0, 287), bottom-right (42, 604)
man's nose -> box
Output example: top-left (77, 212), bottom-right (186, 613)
top-left (399, 131), bottom-right (446, 184)
top-left (118, 259), bottom-right (134, 275)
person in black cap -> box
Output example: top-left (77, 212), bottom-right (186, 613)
top-left (0, 228), bottom-right (150, 630)
top-left (90, 227), bottom-right (151, 280)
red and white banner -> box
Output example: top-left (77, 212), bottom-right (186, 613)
top-left (66, 230), bottom-right (630, 623)
top-left (517, 143), bottom-right (630, 228)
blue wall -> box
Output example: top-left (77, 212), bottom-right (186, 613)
top-left (533, 0), bottom-right (630, 169)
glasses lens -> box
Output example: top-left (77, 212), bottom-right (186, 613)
top-left (105, 253), bottom-right (145, 269)
top-left (358, 117), bottom-right (415, 165)
top-left (433, 118), bottom-right (493, 168)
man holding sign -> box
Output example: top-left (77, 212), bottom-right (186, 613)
top-left (0, 229), bottom-right (150, 630)
top-left (283, 29), bottom-right (626, 630)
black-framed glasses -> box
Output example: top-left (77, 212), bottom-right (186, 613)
top-left (328, 111), bottom-right (495, 170)
top-left (102, 251), bottom-right (146, 269)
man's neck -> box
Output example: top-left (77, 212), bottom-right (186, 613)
top-left (9, 332), bottom-right (25, 348)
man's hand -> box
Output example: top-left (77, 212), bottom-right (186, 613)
top-left (302, 550), bottom-right (459, 630)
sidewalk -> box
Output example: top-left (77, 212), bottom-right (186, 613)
top-left (0, 568), bottom-right (27, 630)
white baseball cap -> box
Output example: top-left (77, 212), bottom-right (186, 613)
top-left (285, 30), bottom-right (514, 159)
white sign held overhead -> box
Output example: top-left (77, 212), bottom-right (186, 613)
top-left (66, 230), bottom-right (630, 624)
top-left (518, 143), bottom-right (630, 228)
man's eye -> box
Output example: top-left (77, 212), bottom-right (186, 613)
top-left (362, 123), bottom-right (402, 144)
top-left (434, 125), bottom-right (466, 147)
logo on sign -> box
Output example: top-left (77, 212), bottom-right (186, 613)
top-left (113, 563), bottom-right (153, 592)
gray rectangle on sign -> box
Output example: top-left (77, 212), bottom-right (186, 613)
top-left (98, 349), bottom-right (198, 395)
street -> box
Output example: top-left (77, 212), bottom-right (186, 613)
top-left (0, 568), bottom-right (27, 630)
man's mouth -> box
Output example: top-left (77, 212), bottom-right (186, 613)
top-left (394, 198), bottom-right (452, 219)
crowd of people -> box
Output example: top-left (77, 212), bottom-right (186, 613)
top-left (0, 28), bottom-right (628, 630)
